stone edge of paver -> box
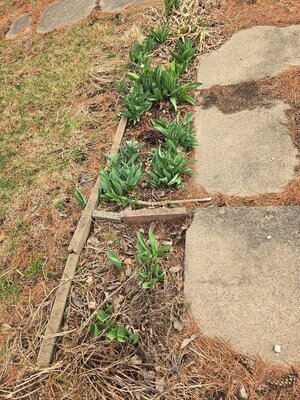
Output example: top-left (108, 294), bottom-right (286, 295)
top-left (37, 0), bottom-right (96, 34)
top-left (120, 207), bottom-right (187, 224)
top-left (100, 0), bottom-right (144, 13)
top-left (185, 205), bottom-right (300, 365)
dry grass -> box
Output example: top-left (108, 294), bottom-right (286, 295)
top-left (0, 1), bottom-right (157, 387)
top-left (1, 220), bottom-right (298, 399)
top-left (0, 1), bottom-right (299, 399)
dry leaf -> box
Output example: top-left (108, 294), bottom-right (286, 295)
top-left (155, 377), bottom-right (165, 394)
top-left (71, 294), bottom-right (84, 308)
top-left (124, 258), bottom-right (134, 266)
top-left (86, 276), bottom-right (93, 285)
top-left (180, 334), bottom-right (197, 350)
top-left (173, 319), bottom-right (183, 331)
top-left (131, 355), bottom-right (143, 365)
top-left (169, 266), bottom-right (182, 273)
top-left (88, 301), bottom-right (96, 310)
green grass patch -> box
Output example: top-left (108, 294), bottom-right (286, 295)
top-left (25, 256), bottom-right (44, 277)
top-left (0, 21), bottom-right (102, 224)
top-left (0, 275), bottom-right (19, 304)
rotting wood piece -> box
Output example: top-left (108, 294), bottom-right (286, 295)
top-left (68, 176), bottom-right (100, 255)
top-left (136, 197), bottom-right (212, 206)
top-left (120, 207), bottom-right (187, 224)
top-left (37, 253), bottom-right (79, 367)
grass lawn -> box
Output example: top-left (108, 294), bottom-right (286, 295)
top-left (0, 3), bottom-right (149, 371)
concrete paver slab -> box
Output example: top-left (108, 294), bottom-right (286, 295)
top-left (194, 101), bottom-right (298, 196)
top-left (185, 206), bottom-right (300, 364)
top-left (6, 13), bottom-right (32, 39)
top-left (100, 0), bottom-right (144, 12)
top-left (38, 0), bottom-right (96, 34)
top-left (197, 25), bottom-right (300, 89)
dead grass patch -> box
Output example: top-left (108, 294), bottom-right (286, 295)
top-left (1, 220), bottom-right (298, 399)
top-left (221, 0), bottom-right (300, 34)
top-left (0, 4), bottom-right (156, 386)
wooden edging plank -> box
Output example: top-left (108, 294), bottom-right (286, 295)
top-left (92, 210), bottom-right (121, 222)
top-left (120, 207), bottom-right (187, 224)
top-left (68, 115), bottom-right (128, 255)
top-left (37, 115), bottom-right (128, 367)
top-left (37, 254), bottom-right (79, 367)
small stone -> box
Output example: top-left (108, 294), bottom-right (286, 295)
top-left (237, 385), bottom-right (249, 400)
top-left (6, 13), bottom-right (32, 39)
top-left (273, 344), bottom-right (282, 353)
top-left (267, 235), bottom-right (272, 240)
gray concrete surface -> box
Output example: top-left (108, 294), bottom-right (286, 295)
top-left (6, 13), bottom-right (32, 39)
top-left (38, 0), bottom-right (96, 34)
top-left (185, 206), bottom-right (300, 364)
top-left (100, 0), bottom-right (144, 12)
top-left (194, 101), bottom-right (298, 196)
top-left (197, 25), bottom-right (300, 89)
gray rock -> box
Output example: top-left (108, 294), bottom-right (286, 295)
top-left (38, 0), bottom-right (96, 34)
top-left (6, 13), bottom-right (32, 39)
top-left (197, 25), bottom-right (300, 89)
top-left (194, 101), bottom-right (298, 196)
top-left (185, 206), bottom-right (300, 364)
top-left (100, 0), bottom-right (144, 12)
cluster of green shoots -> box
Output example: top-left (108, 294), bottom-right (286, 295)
top-left (75, 0), bottom-right (199, 209)
top-left (90, 305), bottom-right (139, 344)
top-left (122, 36), bottom-right (199, 124)
top-left (91, 230), bottom-right (171, 343)
top-left (99, 123), bottom-right (196, 206)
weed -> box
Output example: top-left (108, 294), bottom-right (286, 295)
top-left (62, 119), bottom-right (78, 137)
top-left (75, 190), bottom-right (87, 209)
top-left (107, 51), bottom-right (116, 59)
top-left (71, 147), bottom-right (87, 163)
top-left (148, 146), bottom-right (194, 187)
top-left (0, 345), bottom-right (8, 359)
top-left (0, 275), bottom-right (19, 303)
top-left (136, 229), bottom-right (171, 264)
top-left (114, 78), bottom-right (127, 94)
top-left (54, 201), bottom-right (65, 211)
top-left (12, 219), bottom-right (28, 237)
top-left (25, 257), bottom-right (44, 276)
top-left (106, 326), bottom-right (139, 344)
top-left (152, 113), bottom-right (198, 151)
